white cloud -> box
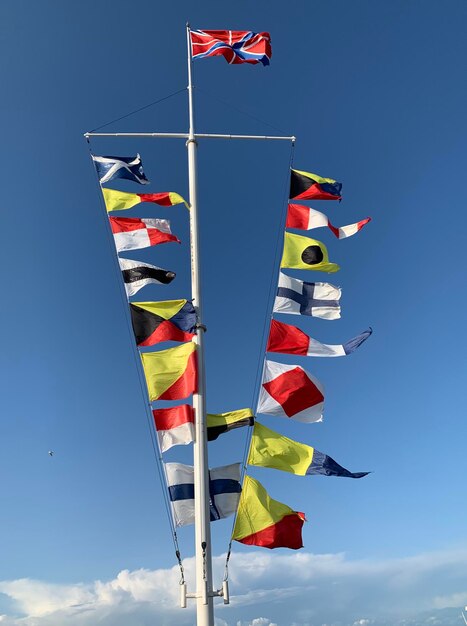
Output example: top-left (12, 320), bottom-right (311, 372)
top-left (0, 548), bottom-right (466, 626)
top-left (236, 619), bottom-right (278, 626)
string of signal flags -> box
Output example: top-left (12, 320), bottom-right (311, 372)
top-left (88, 151), bottom-right (372, 551)
top-left (87, 27), bottom-right (373, 553)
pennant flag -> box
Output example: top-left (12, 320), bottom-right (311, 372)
top-left (248, 422), bottom-right (369, 478)
top-left (153, 404), bottom-right (194, 453)
top-left (281, 232), bottom-right (340, 273)
top-left (233, 475), bottom-right (305, 549)
top-left (290, 168), bottom-right (341, 201)
top-left (118, 257), bottom-right (176, 297)
top-left (191, 29), bottom-right (271, 66)
top-left (207, 408), bottom-right (254, 441)
top-left (141, 342), bottom-right (197, 401)
top-left (92, 154), bottom-right (150, 185)
top-left (166, 462), bottom-right (241, 526)
top-left (286, 204), bottom-right (371, 239)
top-left (267, 319), bottom-right (372, 357)
top-left (130, 300), bottom-right (197, 346)
top-left (274, 272), bottom-right (341, 320)
top-left (257, 359), bottom-right (324, 423)
top-left (109, 217), bottom-right (180, 252)
top-left (102, 188), bottom-right (188, 212)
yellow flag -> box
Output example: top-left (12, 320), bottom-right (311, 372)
top-left (102, 188), bottom-right (141, 212)
top-left (281, 232), bottom-right (340, 273)
top-left (248, 422), bottom-right (313, 475)
top-left (140, 342), bottom-right (196, 401)
top-left (232, 475), bottom-right (305, 549)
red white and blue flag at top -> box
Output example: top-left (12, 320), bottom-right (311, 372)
top-left (190, 30), bottom-right (272, 66)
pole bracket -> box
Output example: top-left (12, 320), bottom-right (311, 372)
top-left (195, 323), bottom-right (207, 333)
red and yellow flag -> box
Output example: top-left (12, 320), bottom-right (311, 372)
top-left (233, 475), bottom-right (305, 549)
top-left (141, 342), bottom-right (197, 401)
top-left (102, 187), bottom-right (188, 212)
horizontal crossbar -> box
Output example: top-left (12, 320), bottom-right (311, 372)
top-left (84, 131), bottom-right (296, 142)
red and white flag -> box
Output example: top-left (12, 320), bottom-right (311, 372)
top-left (109, 217), bottom-right (180, 252)
top-left (152, 404), bottom-right (194, 452)
top-left (286, 204), bottom-right (371, 239)
top-left (267, 319), bottom-right (372, 358)
top-left (256, 359), bottom-right (324, 423)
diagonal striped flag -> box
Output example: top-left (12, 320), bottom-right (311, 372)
top-left (92, 154), bottom-right (150, 185)
top-left (257, 359), bottom-right (324, 423)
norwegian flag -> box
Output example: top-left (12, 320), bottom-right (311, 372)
top-left (190, 29), bottom-right (271, 66)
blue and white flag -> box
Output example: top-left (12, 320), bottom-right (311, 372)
top-left (92, 154), bottom-right (150, 185)
top-left (274, 272), bottom-right (341, 320)
top-left (166, 462), bottom-right (241, 527)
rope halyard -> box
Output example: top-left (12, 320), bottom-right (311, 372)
top-left (222, 142), bottom-right (296, 581)
top-left (88, 87), bottom-right (187, 133)
top-left (175, 548), bottom-right (185, 585)
top-left (85, 135), bottom-right (187, 581)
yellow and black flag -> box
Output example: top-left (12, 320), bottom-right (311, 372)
top-left (281, 232), bottom-right (340, 273)
top-left (207, 408), bottom-right (254, 441)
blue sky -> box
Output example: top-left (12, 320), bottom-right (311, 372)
top-left (1, 1), bottom-right (467, 624)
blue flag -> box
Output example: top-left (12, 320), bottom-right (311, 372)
top-left (92, 154), bottom-right (150, 185)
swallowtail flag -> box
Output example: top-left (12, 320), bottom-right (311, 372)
top-left (286, 204), bottom-right (371, 239)
top-left (102, 188), bottom-right (188, 212)
top-left (118, 257), bottom-right (176, 296)
top-left (249, 422), bottom-right (369, 478)
top-left (267, 319), bottom-right (372, 357)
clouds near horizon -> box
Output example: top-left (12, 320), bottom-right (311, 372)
top-left (0, 547), bottom-right (466, 626)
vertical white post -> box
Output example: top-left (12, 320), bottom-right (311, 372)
top-left (186, 24), bottom-right (215, 626)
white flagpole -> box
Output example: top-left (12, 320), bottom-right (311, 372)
top-left (186, 24), bottom-right (215, 626)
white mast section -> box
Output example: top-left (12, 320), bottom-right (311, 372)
top-left (185, 23), bottom-right (215, 626)
top-left (84, 26), bottom-right (295, 626)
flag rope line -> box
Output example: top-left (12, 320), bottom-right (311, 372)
top-left (197, 87), bottom-right (290, 135)
top-left (223, 142), bottom-right (295, 579)
top-left (84, 137), bottom-right (186, 580)
top-left (88, 87), bottom-right (187, 133)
